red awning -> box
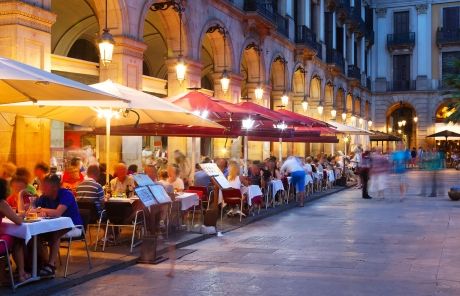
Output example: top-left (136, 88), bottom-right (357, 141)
top-left (168, 91), bottom-right (269, 121)
top-left (275, 109), bottom-right (330, 127)
top-left (248, 136), bottom-right (339, 143)
top-left (294, 126), bottom-right (341, 135)
top-left (238, 102), bottom-right (295, 124)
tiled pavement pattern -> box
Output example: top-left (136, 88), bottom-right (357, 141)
top-left (53, 170), bottom-right (460, 296)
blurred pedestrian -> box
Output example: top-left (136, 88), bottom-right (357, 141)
top-left (391, 143), bottom-right (410, 201)
top-left (360, 151), bottom-right (372, 199)
top-left (370, 147), bottom-right (389, 199)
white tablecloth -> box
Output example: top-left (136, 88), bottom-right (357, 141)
top-left (176, 192), bottom-right (199, 211)
top-left (270, 180), bottom-right (285, 199)
top-left (247, 185), bottom-right (263, 206)
top-left (0, 217), bottom-right (74, 244)
top-left (107, 197), bottom-right (138, 203)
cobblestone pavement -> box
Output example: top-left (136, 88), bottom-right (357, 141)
top-left (57, 170), bottom-right (460, 296)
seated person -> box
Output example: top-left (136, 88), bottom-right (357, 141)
top-left (33, 162), bottom-right (49, 195)
top-left (34, 174), bottom-right (83, 277)
top-left (15, 167), bottom-right (36, 195)
top-left (110, 163), bottom-right (135, 197)
top-left (0, 179), bottom-right (29, 282)
top-left (227, 162), bottom-right (244, 191)
top-left (76, 164), bottom-right (104, 216)
top-left (61, 165), bottom-right (83, 195)
top-left (6, 175), bottom-right (32, 212)
top-left (194, 163), bottom-right (211, 187)
top-left (247, 163), bottom-right (263, 188)
top-left (157, 170), bottom-right (173, 194)
top-left (97, 163), bottom-right (112, 186)
top-left (127, 164), bottom-right (138, 175)
top-left (167, 165), bottom-right (184, 192)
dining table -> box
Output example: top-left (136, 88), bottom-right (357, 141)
top-left (0, 217), bottom-right (74, 287)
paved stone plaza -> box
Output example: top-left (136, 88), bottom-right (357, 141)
top-left (57, 170), bottom-right (460, 296)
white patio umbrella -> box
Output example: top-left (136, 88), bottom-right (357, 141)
top-left (327, 121), bottom-right (373, 155)
top-left (0, 57), bottom-right (125, 104)
top-left (0, 80), bottom-right (222, 184)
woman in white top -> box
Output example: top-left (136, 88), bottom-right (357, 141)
top-left (227, 162), bottom-right (244, 191)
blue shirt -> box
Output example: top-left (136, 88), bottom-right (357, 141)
top-left (36, 188), bottom-right (83, 226)
top-left (391, 150), bottom-right (409, 174)
top-left (194, 170), bottom-right (211, 187)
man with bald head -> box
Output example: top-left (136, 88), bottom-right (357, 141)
top-left (110, 162), bottom-right (135, 197)
top-left (215, 158), bottom-right (228, 177)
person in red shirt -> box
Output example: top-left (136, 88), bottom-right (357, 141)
top-left (6, 175), bottom-right (31, 212)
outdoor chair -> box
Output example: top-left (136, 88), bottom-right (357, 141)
top-left (220, 188), bottom-right (245, 222)
top-left (0, 239), bottom-right (15, 291)
top-left (102, 201), bottom-right (145, 253)
top-left (188, 185), bottom-right (213, 210)
top-left (77, 199), bottom-right (105, 248)
top-left (60, 208), bottom-right (92, 278)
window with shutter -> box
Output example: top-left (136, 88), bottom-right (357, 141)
top-left (394, 11), bottom-right (409, 34)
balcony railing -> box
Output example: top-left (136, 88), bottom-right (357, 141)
top-left (347, 64), bottom-right (361, 80)
top-left (295, 25), bottom-right (322, 56)
top-left (387, 80), bottom-right (416, 92)
top-left (387, 32), bottom-right (415, 51)
top-left (436, 28), bottom-right (460, 47)
top-left (347, 7), bottom-right (365, 36)
top-left (326, 48), bottom-right (344, 73)
top-left (275, 11), bottom-right (289, 38)
top-left (243, 0), bottom-right (275, 23)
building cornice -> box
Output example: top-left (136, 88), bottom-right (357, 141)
top-left (0, 1), bottom-right (56, 33)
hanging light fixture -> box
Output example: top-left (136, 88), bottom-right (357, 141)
top-left (220, 29), bottom-right (230, 93)
top-left (302, 99), bottom-right (308, 112)
top-left (368, 120), bottom-right (373, 127)
top-left (331, 109), bottom-right (337, 119)
top-left (317, 103), bottom-right (324, 115)
top-left (281, 93), bottom-right (289, 106)
top-left (150, 2), bottom-right (186, 83)
top-left (342, 112), bottom-right (347, 122)
top-left (388, 127), bottom-right (393, 133)
top-left (98, 0), bottom-right (115, 66)
top-left (274, 121), bottom-right (288, 130)
top-left (255, 45), bottom-right (264, 101)
top-left (359, 117), bottom-right (364, 125)
top-left (413, 116), bottom-right (418, 123)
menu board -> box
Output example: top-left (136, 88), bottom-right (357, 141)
top-left (199, 163), bottom-right (231, 189)
top-left (148, 184), bottom-right (172, 204)
top-left (133, 174), bottom-right (155, 187)
top-left (134, 186), bottom-right (157, 207)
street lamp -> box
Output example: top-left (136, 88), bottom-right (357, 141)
top-left (150, 1), bottom-right (186, 84)
top-left (359, 117), bottom-right (364, 125)
top-left (220, 69), bottom-right (230, 93)
top-left (317, 103), bottom-right (324, 115)
top-left (98, 0), bottom-right (115, 66)
top-left (341, 112), bottom-right (347, 122)
top-left (388, 127), bottom-right (393, 133)
top-left (413, 116), bottom-right (418, 123)
top-left (281, 93), bottom-right (289, 106)
top-left (331, 109), bottom-right (337, 119)
top-left (368, 120), bottom-right (373, 128)
top-left (402, 120), bottom-right (406, 126)
top-left (302, 99), bottom-right (308, 112)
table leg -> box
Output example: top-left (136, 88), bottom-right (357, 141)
top-left (32, 235), bottom-right (37, 278)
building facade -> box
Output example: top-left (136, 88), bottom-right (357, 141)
top-left (0, 0), bottom-right (380, 167)
top-left (370, 0), bottom-right (460, 150)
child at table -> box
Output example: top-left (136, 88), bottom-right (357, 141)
top-left (0, 178), bottom-right (30, 282)
top-left (6, 175), bottom-right (33, 212)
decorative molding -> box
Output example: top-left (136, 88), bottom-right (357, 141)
top-left (0, 1), bottom-right (56, 33)
top-left (416, 4), bottom-right (428, 15)
top-left (376, 8), bottom-right (387, 18)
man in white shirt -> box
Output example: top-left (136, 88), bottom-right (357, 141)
top-left (280, 156), bottom-right (306, 207)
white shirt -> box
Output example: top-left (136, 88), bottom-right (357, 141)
top-left (280, 158), bottom-right (304, 174)
top-left (303, 163), bottom-right (313, 174)
top-left (168, 178), bottom-right (184, 191)
top-left (228, 176), bottom-right (242, 190)
top-left (110, 175), bottom-right (135, 195)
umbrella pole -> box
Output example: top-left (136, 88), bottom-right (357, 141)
top-left (279, 138), bottom-right (282, 162)
top-left (243, 135), bottom-right (248, 176)
top-left (106, 116), bottom-right (111, 186)
top-left (191, 137), bottom-right (196, 185)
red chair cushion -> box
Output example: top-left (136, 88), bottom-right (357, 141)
top-left (251, 195), bottom-right (263, 205)
top-left (184, 189), bottom-right (204, 199)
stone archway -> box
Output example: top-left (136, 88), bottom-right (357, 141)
top-left (386, 102), bottom-right (417, 149)
top-left (291, 65), bottom-right (307, 113)
top-left (336, 88), bottom-right (345, 115)
top-left (346, 93), bottom-right (353, 115)
top-left (241, 41), bottom-right (266, 103)
top-left (270, 54), bottom-right (288, 109)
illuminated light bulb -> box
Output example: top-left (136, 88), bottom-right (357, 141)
top-left (317, 105), bottom-right (324, 115)
top-left (281, 94), bottom-right (289, 106)
top-left (98, 29), bottom-right (115, 66)
top-left (242, 117), bottom-right (255, 130)
top-left (368, 120), bottom-right (373, 127)
top-left (220, 70), bottom-right (230, 93)
top-left (331, 109), bottom-right (337, 119)
top-left (341, 112), bottom-right (347, 121)
top-left (175, 56), bottom-right (186, 84)
top-left (302, 100), bottom-right (308, 112)
top-left (254, 85), bottom-right (264, 101)
top-left (413, 116), bottom-right (418, 123)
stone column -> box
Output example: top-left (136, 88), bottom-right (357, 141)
top-left (319, 0), bottom-right (325, 42)
top-left (332, 12), bottom-right (337, 49)
top-left (305, 0), bottom-right (311, 28)
top-left (360, 37), bottom-right (365, 71)
top-left (416, 4), bottom-right (429, 90)
top-left (99, 36), bottom-right (147, 170)
top-left (375, 8), bottom-right (388, 92)
top-left (0, 1), bottom-right (56, 171)
top-left (298, 0), bottom-right (310, 27)
top-left (343, 24), bottom-right (347, 63)
top-left (350, 33), bottom-right (355, 65)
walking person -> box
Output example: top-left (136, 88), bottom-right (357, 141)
top-left (360, 151), bottom-right (373, 199)
top-left (370, 147), bottom-right (389, 199)
top-left (391, 143), bottom-right (410, 202)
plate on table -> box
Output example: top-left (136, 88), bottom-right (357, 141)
top-left (23, 218), bottom-right (41, 223)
